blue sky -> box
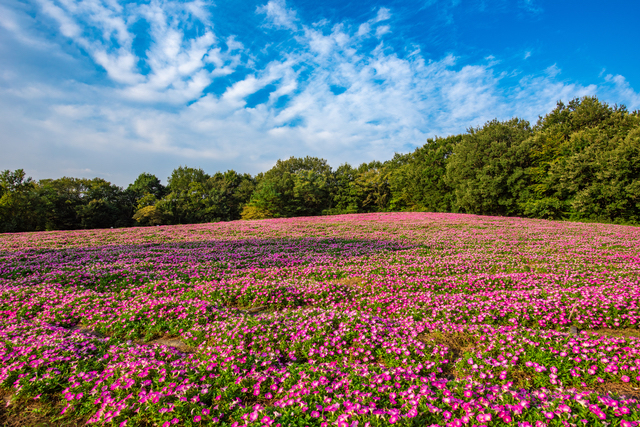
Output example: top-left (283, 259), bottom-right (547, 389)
top-left (1, 0), bottom-right (638, 186)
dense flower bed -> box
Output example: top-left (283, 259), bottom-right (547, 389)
top-left (1, 212), bottom-right (639, 426)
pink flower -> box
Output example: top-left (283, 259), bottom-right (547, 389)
top-left (477, 413), bottom-right (491, 423)
top-left (193, 416), bottom-right (201, 422)
top-left (500, 412), bottom-right (512, 423)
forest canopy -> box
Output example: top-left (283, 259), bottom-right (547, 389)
top-left (2, 97), bottom-right (639, 232)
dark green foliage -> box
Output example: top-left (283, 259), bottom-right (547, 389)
top-left (445, 118), bottom-right (533, 216)
top-left (328, 163), bottom-right (361, 215)
top-left (0, 174), bottom-right (135, 232)
top-left (75, 178), bottom-right (134, 229)
top-left (389, 136), bottom-right (459, 212)
top-left (36, 177), bottom-right (89, 230)
top-left (158, 167), bottom-right (255, 224)
top-left (127, 172), bottom-right (167, 200)
top-left (0, 169), bottom-right (40, 232)
top-left (244, 156), bottom-right (333, 218)
top-left (328, 160), bottom-right (395, 215)
top-left (351, 161), bottom-right (393, 213)
top-left (520, 97), bottom-right (640, 222)
top-left (2, 96), bottom-right (640, 232)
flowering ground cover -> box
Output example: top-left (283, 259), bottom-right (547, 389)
top-left (1, 212), bottom-right (640, 427)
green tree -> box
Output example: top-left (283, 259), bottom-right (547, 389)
top-left (207, 170), bottom-right (256, 221)
top-left (543, 125), bottom-right (640, 223)
top-left (353, 161), bottom-right (392, 213)
top-left (128, 173), bottom-right (167, 226)
top-left (158, 167), bottom-right (255, 224)
top-left (36, 177), bottom-right (89, 230)
top-left (159, 166), bottom-right (211, 224)
top-left (241, 180), bottom-right (281, 219)
top-left (445, 118), bottom-right (533, 216)
top-left (0, 169), bottom-right (40, 232)
top-left (76, 178), bottom-right (129, 229)
top-left (329, 163), bottom-right (361, 215)
top-left (243, 157), bottom-right (333, 218)
top-left (293, 169), bottom-right (330, 216)
top-left (127, 173), bottom-right (166, 200)
top-left (388, 135), bottom-right (459, 212)
top-left (521, 97), bottom-right (640, 220)
top-left (132, 206), bottom-right (164, 226)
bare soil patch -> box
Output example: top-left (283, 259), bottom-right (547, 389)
top-left (417, 330), bottom-right (479, 378)
top-left (0, 389), bottom-right (88, 427)
top-left (583, 328), bottom-right (640, 339)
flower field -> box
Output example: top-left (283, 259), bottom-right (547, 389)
top-left (1, 212), bottom-right (640, 427)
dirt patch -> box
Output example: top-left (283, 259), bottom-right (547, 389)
top-left (418, 331), bottom-right (479, 357)
top-left (142, 337), bottom-right (197, 353)
top-left (339, 277), bottom-right (366, 287)
top-left (331, 276), bottom-right (377, 294)
top-left (418, 330), bottom-right (479, 378)
top-left (582, 328), bottom-right (640, 339)
top-left (582, 381), bottom-right (640, 399)
top-left (0, 390), bottom-right (88, 427)
top-left (507, 368), bottom-right (535, 389)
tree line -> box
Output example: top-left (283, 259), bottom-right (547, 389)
top-left (2, 97), bottom-right (639, 233)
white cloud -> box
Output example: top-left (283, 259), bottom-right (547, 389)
top-left (603, 74), bottom-right (640, 110)
top-left (356, 22), bottom-right (370, 37)
top-left (36, 0), bottom-right (82, 38)
top-left (545, 64), bottom-right (561, 78)
top-left (375, 25), bottom-right (390, 37)
top-left (0, 0), bottom-right (639, 185)
top-left (93, 49), bottom-right (142, 84)
top-left (256, 0), bottom-right (298, 31)
top-left (512, 75), bottom-right (597, 122)
top-left (373, 7), bottom-right (391, 22)
top-left (30, 0), bottom-right (240, 104)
